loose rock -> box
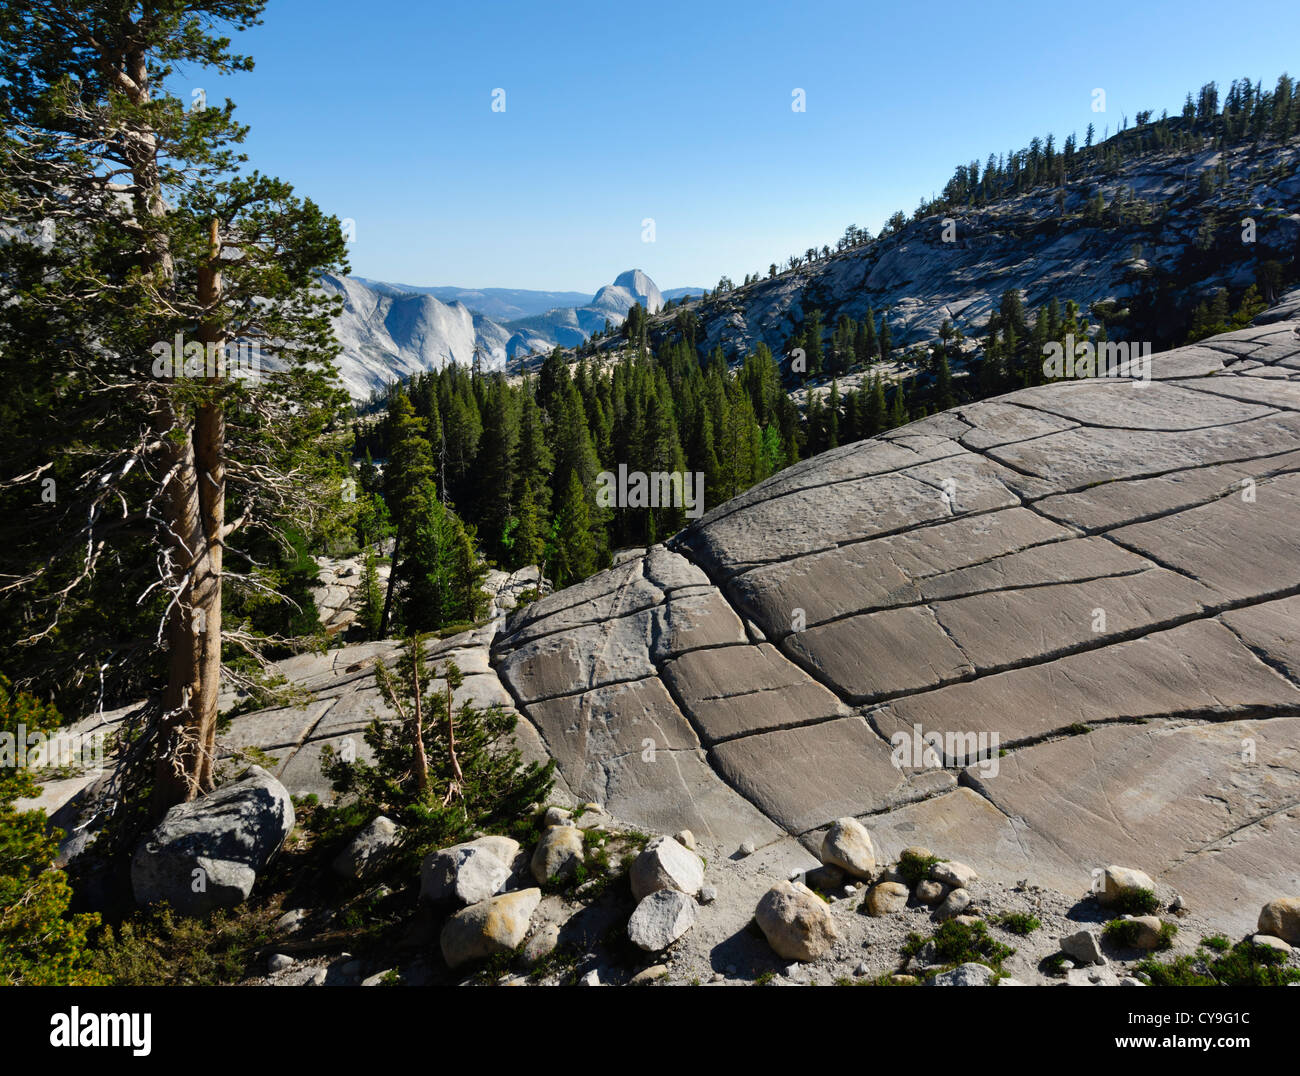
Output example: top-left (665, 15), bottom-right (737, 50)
top-left (630, 835), bottom-right (703, 900)
top-left (531, 825), bottom-right (585, 885)
top-left (930, 962), bottom-right (995, 986)
top-left (931, 860), bottom-right (978, 889)
top-left (130, 766), bottom-right (294, 916)
top-left (865, 880), bottom-right (910, 916)
top-left (1250, 933), bottom-right (1293, 954)
top-left (1060, 928), bottom-right (1107, 966)
top-left (820, 816), bottom-right (876, 879)
top-left (628, 889), bottom-right (698, 951)
top-left (934, 887), bottom-right (972, 920)
top-left (440, 888), bottom-right (542, 969)
top-left (332, 815), bottom-right (402, 881)
top-left (915, 879), bottom-right (947, 906)
top-left (1098, 865), bottom-right (1156, 907)
top-left (521, 921), bottom-right (560, 967)
top-left (1258, 898), bottom-right (1300, 944)
top-left (422, 836), bottom-right (518, 904)
top-left (755, 880), bottom-right (839, 961)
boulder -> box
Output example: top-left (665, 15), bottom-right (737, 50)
top-left (440, 888), bottom-right (541, 969)
top-left (935, 887), bottom-right (972, 921)
top-left (1061, 928), bottom-right (1107, 966)
top-left (930, 962), bottom-right (995, 986)
top-left (421, 837), bottom-right (518, 904)
top-left (530, 825), bottom-right (585, 884)
top-left (1258, 898), bottom-right (1300, 945)
top-left (820, 816), bottom-right (877, 879)
top-left (332, 815), bottom-right (402, 881)
top-left (866, 880), bottom-right (910, 916)
top-left (1097, 865), bottom-right (1156, 907)
top-left (130, 766), bottom-right (294, 916)
top-left (755, 880), bottom-right (839, 961)
top-left (931, 860), bottom-right (978, 889)
top-left (543, 805), bottom-right (572, 827)
top-left (1125, 915), bottom-right (1169, 950)
top-left (1250, 933), bottom-right (1293, 954)
top-left (521, 921), bottom-right (560, 967)
top-left (628, 889), bottom-right (698, 951)
top-left (915, 879), bottom-right (947, 906)
top-left (629, 835), bottom-right (704, 900)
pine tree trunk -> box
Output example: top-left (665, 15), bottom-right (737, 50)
top-left (153, 220), bottom-right (225, 810)
top-left (379, 528), bottom-right (401, 637)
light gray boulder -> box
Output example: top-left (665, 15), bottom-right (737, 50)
top-left (332, 815), bottom-right (402, 881)
top-left (130, 765), bottom-right (294, 916)
top-left (630, 835), bottom-right (704, 900)
top-left (931, 962), bottom-right (996, 986)
top-left (628, 889), bottom-right (698, 951)
top-left (421, 836), bottom-right (519, 904)
top-left (1061, 928), bottom-right (1107, 966)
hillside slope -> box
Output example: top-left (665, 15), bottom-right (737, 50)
top-left (644, 137), bottom-right (1300, 364)
top-left (490, 307), bottom-right (1300, 936)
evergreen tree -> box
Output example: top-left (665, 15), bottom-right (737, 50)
top-left (0, 1), bottom-right (351, 810)
top-left (322, 638), bottom-right (554, 863)
top-left (395, 480), bottom-right (487, 632)
top-left (0, 679), bottom-right (104, 984)
top-left (548, 471), bottom-right (598, 587)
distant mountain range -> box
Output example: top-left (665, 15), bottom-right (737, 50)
top-left (325, 269), bottom-right (703, 399)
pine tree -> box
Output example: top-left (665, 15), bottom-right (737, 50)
top-left (360, 548), bottom-right (384, 639)
top-left (380, 392), bottom-right (438, 635)
top-left (826, 380), bottom-right (841, 449)
top-left (322, 638), bottom-right (554, 863)
top-left (396, 481), bottom-right (487, 632)
top-left (0, 2), bottom-right (351, 810)
top-left (475, 377), bottom-right (520, 561)
top-left (879, 315), bottom-right (893, 360)
top-left (933, 353), bottom-right (957, 411)
top-left (864, 375), bottom-right (887, 437)
top-left (548, 471), bottom-right (598, 587)
top-left (890, 382), bottom-right (908, 427)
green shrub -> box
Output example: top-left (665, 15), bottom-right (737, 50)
top-left (320, 634), bottom-right (554, 872)
top-left (898, 849), bottom-right (940, 886)
top-left (90, 904), bottom-right (274, 986)
top-left (0, 676), bottom-right (104, 985)
top-left (1110, 887), bottom-right (1160, 915)
top-left (1136, 938), bottom-right (1300, 986)
top-left (902, 919), bottom-right (1016, 975)
top-left (1104, 917), bottom-right (1177, 951)
top-left (995, 912), bottom-right (1041, 936)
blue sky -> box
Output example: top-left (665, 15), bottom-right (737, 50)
top-left (200, 0), bottom-right (1300, 293)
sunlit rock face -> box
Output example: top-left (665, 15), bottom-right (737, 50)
top-left (491, 313), bottom-right (1300, 935)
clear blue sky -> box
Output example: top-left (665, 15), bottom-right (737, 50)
top-left (200, 0), bottom-right (1300, 293)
